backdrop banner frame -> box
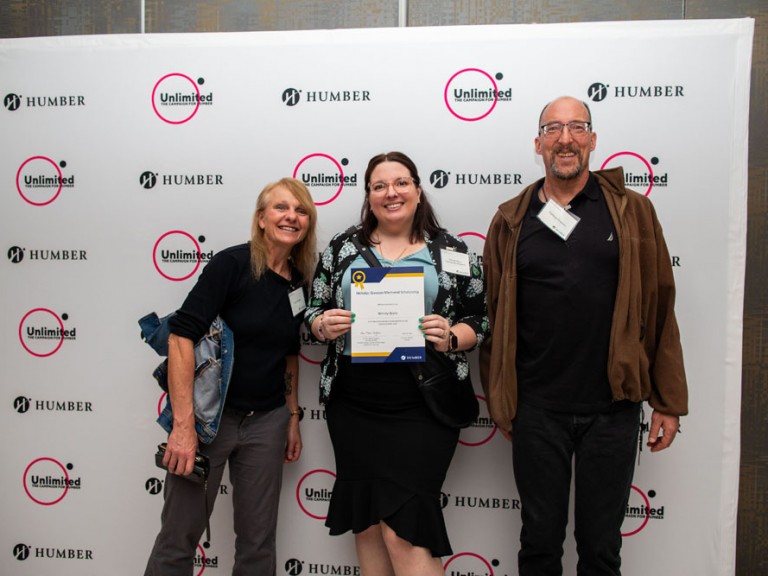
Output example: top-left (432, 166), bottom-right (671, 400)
top-left (0, 18), bottom-right (752, 576)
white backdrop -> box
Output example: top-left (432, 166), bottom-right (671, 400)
top-left (0, 19), bottom-right (752, 576)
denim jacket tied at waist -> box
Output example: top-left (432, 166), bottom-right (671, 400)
top-left (138, 311), bottom-right (234, 444)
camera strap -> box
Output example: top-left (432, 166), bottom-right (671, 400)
top-left (202, 479), bottom-right (211, 545)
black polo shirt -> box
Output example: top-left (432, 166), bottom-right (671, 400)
top-left (516, 174), bottom-right (619, 413)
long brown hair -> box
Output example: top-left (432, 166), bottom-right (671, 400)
top-left (358, 151), bottom-right (442, 246)
top-left (250, 177), bottom-right (317, 283)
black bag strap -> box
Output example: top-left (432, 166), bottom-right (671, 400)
top-left (347, 226), bottom-right (452, 267)
top-left (346, 227), bottom-right (380, 268)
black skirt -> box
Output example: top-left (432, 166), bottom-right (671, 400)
top-left (325, 357), bottom-right (459, 557)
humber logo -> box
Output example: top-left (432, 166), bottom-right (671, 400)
top-left (8, 246), bottom-right (24, 263)
top-left (588, 83), bottom-right (609, 102)
top-left (13, 544), bottom-right (30, 561)
top-left (140, 171), bottom-right (157, 189)
top-left (284, 557), bottom-right (360, 575)
top-left (139, 170), bottom-right (223, 188)
top-left (13, 396), bottom-right (31, 413)
top-left (430, 170), bottom-right (450, 189)
top-left (588, 81), bottom-right (684, 102)
top-left (12, 543), bottom-right (94, 561)
top-left (145, 477), bottom-right (163, 495)
top-left (13, 396), bottom-right (93, 413)
top-left (4, 93), bottom-right (22, 111)
top-left (285, 558), bottom-right (303, 575)
top-left (429, 169), bottom-right (521, 189)
top-left (4, 92), bottom-right (86, 110)
top-left (3, 92), bottom-right (85, 112)
top-left (281, 86), bottom-right (371, 106)
top-left (283, 88), bottom-right (301, 106)
top-left (7, 246), bottom-right (87, 263)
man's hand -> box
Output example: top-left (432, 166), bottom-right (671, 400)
top-left (646, 410), bottom-right (680, 453)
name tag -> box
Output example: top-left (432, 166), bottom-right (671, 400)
top-left (441, 248), bottom-right (471, 276)
top-left (537, 199), bottom-right (580, 241)
top-left (288, 288), bottom-right (306, 316)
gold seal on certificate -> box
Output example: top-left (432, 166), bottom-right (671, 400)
top-left (350, 266), bottom-right (425, 363)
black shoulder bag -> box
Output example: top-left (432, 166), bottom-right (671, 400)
top-left (348, 229), bottom-right (479, 429)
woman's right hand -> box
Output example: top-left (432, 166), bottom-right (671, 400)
top-left (164, 425), bottom-right (199, 477)
top-left (165, 334), bottom-right (199, 477)
top-left (315, 309), bottom-right (354, 341)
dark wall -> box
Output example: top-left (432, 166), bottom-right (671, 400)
top-left (1, 1), bottom-right (765, 573)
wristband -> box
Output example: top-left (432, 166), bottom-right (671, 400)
top-left (289, 407), bottom-right (304, 418)
top-left (317, 315), bottom-right (327, 342)
top-left (448, 329), bottom-right (458, 353)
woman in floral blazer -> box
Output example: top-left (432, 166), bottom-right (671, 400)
top-left (304, 151), bottom-right (488, 575)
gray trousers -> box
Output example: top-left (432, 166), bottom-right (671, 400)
top-left (145, 406), bottom-right (289, 576)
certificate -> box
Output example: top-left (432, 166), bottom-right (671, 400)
top-left (350, 266), bottom-right (425, 363)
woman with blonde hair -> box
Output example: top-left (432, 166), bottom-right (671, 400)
top-left (145, 177), bottom-right (317, 576)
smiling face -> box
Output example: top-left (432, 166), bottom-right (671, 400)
top-left (535, 97), bottom-right (597, 182)
top-left (367, 161), bottom-right (422, 234)
top-left (257, 184), bottom-right (310, 252)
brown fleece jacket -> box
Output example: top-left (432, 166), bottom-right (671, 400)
top-left (480, 167), bottom-right (688, 432)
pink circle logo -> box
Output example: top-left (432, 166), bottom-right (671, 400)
top-left (16, 156), bottom-right (64, 206)
top-left (23, 457), bottom-right (71, 505)
top-left (18, 308), bottom-right (66, 357)
top-left (444, 551), bottom-right (495, 574)
top-left (299, 324), bottom-right (325, 365)
top-left (295, 469), bottom-right (336, 520)
top-left (157, 392), bottom-right (168, 417)
top-left (194, 543), bottom-right (209, 576)
top-left (444, 68), bottom-right (502, 122)
top-left (293, 153), bottom-right (346, 206)
top-left (600, 152), bottom-right (655, 197)
top-left (458, 231), bottom-right (486, 242)
top-left (152, 230), bottom-right (204, 281)
top-left (458, 231), bottom-right (486, 252)
top-left (453, 232), bottom-right (493, 447)
top-left (459, 395), bottom-right (498, 447)
top-left (457, 230), bottom-right (486, 269)
top-left (621, 485), bottom-right (654, 537)
top-left (151, 73), bottom-right (202, 124)
top-left (299, 348), bottom-right (325, 365)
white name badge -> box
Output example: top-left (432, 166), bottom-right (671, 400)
top-left (288, 287), bottom-right (306, 317)
top-left (537, 199), bottom-right (580, 241)
top-left (440, 248), bottom-right (471, 276)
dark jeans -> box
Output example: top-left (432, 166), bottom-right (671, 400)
top-left (512, 401), bottom-right (641, 576)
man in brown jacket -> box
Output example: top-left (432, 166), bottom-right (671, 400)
top-left (480, 96), bottom-right (688, 576)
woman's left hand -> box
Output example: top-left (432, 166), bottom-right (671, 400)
top-left (284, 417), bottom-right (302, 463)
top-left (419, 314), bottom-right (452, 353)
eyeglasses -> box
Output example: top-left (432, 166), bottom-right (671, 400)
top-left (539, 121), bottom-right (592, 138)
top-left (368, 176), bottom-right (416, 194)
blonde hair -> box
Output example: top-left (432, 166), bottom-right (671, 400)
top-left (250, 178), bottom-right (317, 283)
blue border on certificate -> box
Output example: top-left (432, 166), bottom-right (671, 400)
top-left (350, 266), bottom-right (426, 363)
top-left (351, 346), bottom-right (426, 363)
